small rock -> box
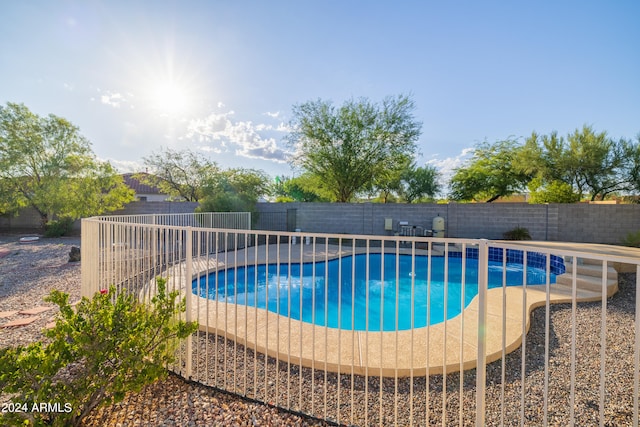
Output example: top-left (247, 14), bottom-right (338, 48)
top-left (69, 246), bottom-right (81, 262)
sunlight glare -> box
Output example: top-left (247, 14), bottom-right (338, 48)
top-left (150, 79), bottom-right (190, 116)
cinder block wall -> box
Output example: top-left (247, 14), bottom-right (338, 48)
top-left (108, 201), bottom-right (200, 215)
top-left (255, 202), bottom-right (640, 245)
top-left (0, 202), bottom-right (200, 233)
top-left (0, 208), bottom-right (42, 230)
top-left (3, 201), bottom-right (640, 245)
top-left (556, 204), bottom-right (640, 244)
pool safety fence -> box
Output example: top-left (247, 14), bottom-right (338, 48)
top-left (81, 214), bottom-right (640, 426)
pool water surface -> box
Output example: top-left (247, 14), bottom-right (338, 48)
top-left (192, 253), bottom-right (557, 331)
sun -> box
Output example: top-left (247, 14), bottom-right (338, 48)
top-left (149, 79), bottom-right (190, 116)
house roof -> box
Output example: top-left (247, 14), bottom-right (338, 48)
top-left (121, 173), bottom-right (163, 195)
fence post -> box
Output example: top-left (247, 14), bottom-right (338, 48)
top-left (185, 227), bottom-right (193, 378)
top-left (476, 239), bottom-right (489, 426)
top-left (634, 265), bottom-right (640, 427)
top-left (80, 219), bottom-right (97, 298)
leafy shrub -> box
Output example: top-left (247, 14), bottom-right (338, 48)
top-left (44, 217), bottom-right (75, 237)
top-left (0, 277), bottom-right (198, 427)
top-left (622, 230), bottom-right (640, 247)
top-left (503, 226), bottom-right (532, 240)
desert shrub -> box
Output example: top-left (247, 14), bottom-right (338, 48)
top-left (44, 217), bottom-right (75, 237)
top-left (0, 277), bottom-right (198, 427)
top-left (622, 230), bottom-right (640, 247)
top-left (502, 226), bottom-right (532, 240)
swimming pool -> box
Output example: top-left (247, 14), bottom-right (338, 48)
top-left (192, 253), bottom-right (559, 331)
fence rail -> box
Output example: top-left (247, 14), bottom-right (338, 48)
top-left (81, 214), bottom-right (640, 426)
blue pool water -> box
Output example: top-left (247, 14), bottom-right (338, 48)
top-left (192, 253), bottom-right (558, 331)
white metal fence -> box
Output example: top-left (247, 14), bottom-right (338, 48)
top-left (80, 214), bottom-right (640, 426)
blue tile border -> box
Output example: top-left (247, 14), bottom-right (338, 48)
top-left (449, 247), bottom-right (566, 275)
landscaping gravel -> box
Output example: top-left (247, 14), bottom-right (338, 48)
top-left (1, 234), bottom-right (637, 426)
top-left (0, 235), bottom-right (329, 426)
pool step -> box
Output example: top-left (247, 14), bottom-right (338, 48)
top-left (543, 283), bottom-right (603, 302)
top-left (555, 262), bottom-right (618, 297)
top-left (563, 262), bottom-right (618, 280)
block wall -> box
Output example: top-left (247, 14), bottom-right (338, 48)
top-left (3, 201), bottom-right (640, 245)
top-left (255, 202), bottom-right (640, 245)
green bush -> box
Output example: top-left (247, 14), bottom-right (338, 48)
top-left (44, 218), bottom-right (75, 237)
top-left (502, 226), bottom-right (532, 240)
top-left (622, 230), bottom-right (640, 247)
top-left (0, 277), bottom-right (198, 427)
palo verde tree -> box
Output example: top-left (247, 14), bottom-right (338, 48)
top-left (139, 148), bottom-right (220, 202)
top-left (521, 126), bottom-right (640, 201)
top-left (399, 163), bottom-right (441, 203)
top-left (286, 95), bottom-right (422, 202)
top-left (565, 126), bottom-right (638, 200)
top-left (0, 102), bottom-right (134, 229)
top-left (272, 173), bottom-right (331, 202)
top-left (367, 155), bottom-right (412, 203)
top-left (449, 139), bottom-right (531, 202)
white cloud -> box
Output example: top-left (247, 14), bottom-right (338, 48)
top-left (226, 121), bottom-right (289, 162)
top-left (199, 145), bottom-right (223, 154)
top-left (186, 110), bottom-right (290, 163)
top-left (187, 111), bottom-right (235, 142)
top-left (100, 91), bottom-right (127, 108)
top-left (264, 111), bottom-right (280, 118)
top-left (425, 147), bottom-right (474, 183)
top-left (255, 122), bottom-right (292, 133)
top-left (416, 148), bottom-right (474, 197)
top-left (103, 158), bottom-right (143, 173)
top-left (276, 122), bottom-right (292, 132)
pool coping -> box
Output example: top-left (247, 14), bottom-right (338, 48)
top-left (185, 241), bottom-right (631, 377)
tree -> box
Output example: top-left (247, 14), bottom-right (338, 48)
top-left (367, 155), bottom-right (412, 203)
top-left (527, 177), bottom-right (580, 203)
top-left (0, 102), bottom-right (134, 228)
top-left (139, 148), bottom-right (219, 202)
top-left (272, 174), bottom-right (331, 202)
top-left (629, 134), bottom-right (640, 191)
top-left (566, 126), bottom-right (637, 200)
top-left (287, 95), bottom-right (422, 202)
top-left (523, 126), bottom-right (640, 201)
top-left (399, 164), bottom-right (441, 203)
top-left (449, 139), bottom-right (531, 202)
top-left (198, 168), bottom-right (270, 214)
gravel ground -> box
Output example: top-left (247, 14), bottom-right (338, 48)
top-left (0, 235), bottom-right (329, 426)
top-left (1, 234), bottom-right (637, 426)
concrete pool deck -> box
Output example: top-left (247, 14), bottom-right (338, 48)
top-left (187, 241), bottom-right (640, 377)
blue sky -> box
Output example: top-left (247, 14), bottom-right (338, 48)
top-left (1, 1), bottom-right (638, 183)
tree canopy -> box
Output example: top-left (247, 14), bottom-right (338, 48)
top-left (521, 126), bottom-right (640, 201)
top-left (139, 148), bottom-right (219, 202)
top-left (449, 139), bottom-right (531, 202)
top-left (198, 168), bottom-right (270, 214)
top-left (139, 148), bottom-right (269, 213)
top-left (449, 126), bottom-right (640, 203)
top-left (400, 164), bottom-right (441, 203)
top-left (0, 102), bottom-right (134, 226)
top-left (272, 174), bottom-right (331, 202)
top-left (286, 95), bottom-right (422, 202)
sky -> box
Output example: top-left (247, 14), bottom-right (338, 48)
top-left (1, 1), bottom-right (639, 186)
